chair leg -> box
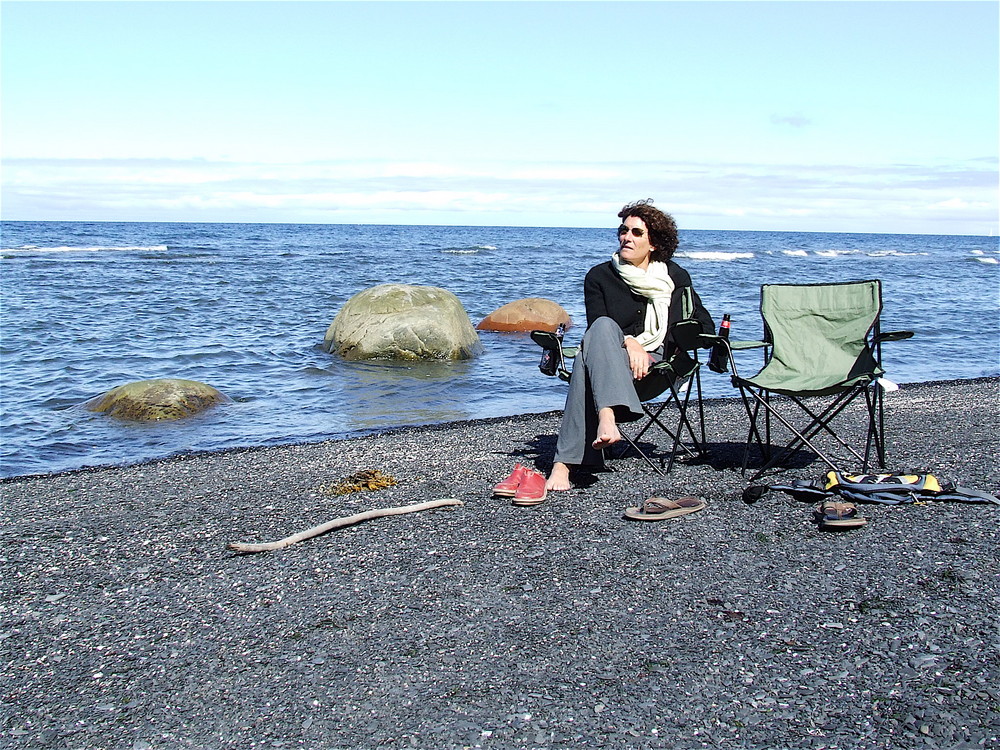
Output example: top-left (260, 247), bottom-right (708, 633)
top-left (694, 368), bottom-right (707, 448)
top-left (617, 404), bottom-right (694, 473)
top-left (786, 392), bottom-right (870, 465)
top-left (661, 374), bottom-right (708, 471)
top-left (763, 389), bottom-right (772, 461)
top-left (738, 385), bottom-right (770, 475)
top-left (741, 387), bottom-right (881, 481)
top-left (741, 391), bottom-right (848, 480)
top-left (862, 385), bottom-right (886, 471)
top-left (649, 404), bottom-right (701, 473)
top-left (874, 385), bottom-right (886, 467)
top-left (616, 430), bottom-right (666, 475)
top-left (616, 374), bottom-right (705, 474)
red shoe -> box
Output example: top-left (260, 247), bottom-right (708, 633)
top-left (512, 469), bottom-right (548, 506)
top-left (493, 463), bottom-right (527, 497)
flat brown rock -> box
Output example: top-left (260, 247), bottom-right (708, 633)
top-left (477, 297), bottom-right (572, 332)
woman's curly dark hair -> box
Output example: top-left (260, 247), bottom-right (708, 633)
top-left (618, 199), bottom-right (678, 263)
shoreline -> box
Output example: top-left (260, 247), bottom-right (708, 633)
top-left (4, 375), bottom-right (998, 485)
top-left (2, 377), bottom-right (998, 749)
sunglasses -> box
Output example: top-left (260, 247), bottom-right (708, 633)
top-left (617, 225), bottom-right (645, 238)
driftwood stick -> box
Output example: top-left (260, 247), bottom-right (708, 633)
top-left (227, 498), bottom-right (464, 554)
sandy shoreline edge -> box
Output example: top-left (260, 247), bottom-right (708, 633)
top-left (2, 377), bottom-right (998, 749)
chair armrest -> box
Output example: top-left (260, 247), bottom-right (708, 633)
top-left (529, 330), bottom-right (578, 359)
top-left (530, 330), bottom-right (562, 351)
top-left (730, 339), bottom-right (768, 350)
top-left (530, 329), bottom-right (576, 381)
top-left (671, 319), bottom-right (712, 350)
top-left (700, 334), bottom-right (767, 351)
top-left (875, 330), bottom-right (914, 343)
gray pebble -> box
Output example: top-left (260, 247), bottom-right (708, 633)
top-left (2, 378), bottom-right (998, 749)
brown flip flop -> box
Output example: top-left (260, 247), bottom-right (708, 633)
top-left (814, 500), bottom-right (867, 530)
top-left (624, 495), bottom-right (705, 521)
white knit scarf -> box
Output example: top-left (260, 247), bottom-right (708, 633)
top-left (611, 252), bottom-right (675, 352)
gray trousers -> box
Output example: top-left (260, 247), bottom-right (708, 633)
top-left (553, 316), bottom-right (657, 467)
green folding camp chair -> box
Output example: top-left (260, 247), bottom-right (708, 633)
top-left (532, 290), bottom-right (711, 475)
top-left (715, 279), bottom-right (913, 481)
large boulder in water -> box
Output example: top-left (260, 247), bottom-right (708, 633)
top-left (85, 378), bottom-right (230, 421)
top-left (478, 298), bottom-right (572, 332)
top-left (324, 283), bottom-right (483, 361)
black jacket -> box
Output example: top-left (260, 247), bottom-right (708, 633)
top-left (583, 260), bottom-right (715, 345)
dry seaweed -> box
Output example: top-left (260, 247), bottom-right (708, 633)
top-left (319, 468), bottom-right (398, 496)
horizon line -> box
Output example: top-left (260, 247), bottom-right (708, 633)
top-left (1, 216), bottom-right (996, 239)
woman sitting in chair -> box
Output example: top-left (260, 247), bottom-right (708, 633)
top-left (545, 200), bottom-right (714, 493)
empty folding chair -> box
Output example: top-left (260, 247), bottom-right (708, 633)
top-left (715, 279), bottom-right (913, 481)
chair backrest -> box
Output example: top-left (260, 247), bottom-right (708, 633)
top-left (757, 280), bottom-right (883, 393)
top-left (634, 288), bottom-right (705, 402)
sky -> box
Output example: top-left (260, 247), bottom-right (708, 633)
top-left (1, 1), bottom-right (997, 234)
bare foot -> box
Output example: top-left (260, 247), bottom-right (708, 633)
top-left (546, 462), bottom-right (572, 491)
top-left (591, 408), bottom-right (621, 451)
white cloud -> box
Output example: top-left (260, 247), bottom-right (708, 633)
top-left (2, 155), bottom-right (997, 235)
top-left (928, 197), bottom-right (992, 211)
top-left (770, 114), bottom-right (813, 129)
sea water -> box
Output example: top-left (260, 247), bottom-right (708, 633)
top-left (1, 221), bottom-right (997, 478)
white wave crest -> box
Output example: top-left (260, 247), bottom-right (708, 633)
top-left (815, 249), bottom-right (860, 257)
top-left (677, 251), bottom-right (754, 261)
top-left (3, 244), bottom-right (168, 253)
top-left (440, 244), bottom-right (497, 255)
top-left (782, 250), bottom-right (808, 257)
top-left (866, 250), bottom-right (929, 257)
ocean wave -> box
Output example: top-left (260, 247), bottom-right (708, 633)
top-left (677, 251), bottom-right (754, 261)
top-left (777, 248), bottom-right (928, 258)
top-left (865, 250), bottom-right (929, 257)
top-left (2, 244), bottom-right (169, 254)
top-left (440, 244), bottom-right (497, 255)
top-left (814, 249), bottom-right (862, 257)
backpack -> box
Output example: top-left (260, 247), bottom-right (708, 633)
top-left (743, 471), bottom-right (1000, 506)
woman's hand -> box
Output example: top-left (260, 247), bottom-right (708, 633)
top-left (624, 337), bottom-right (654, 379)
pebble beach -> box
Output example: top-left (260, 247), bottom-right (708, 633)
top-left (2, 377), bottom-right (998, 750)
